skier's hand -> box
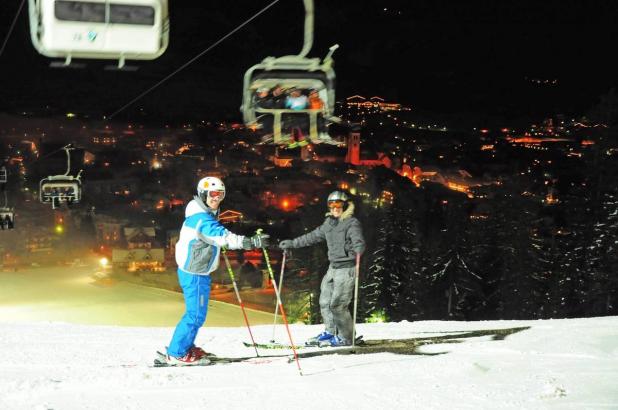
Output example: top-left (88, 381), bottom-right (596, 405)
top-left (279, 240), bottom-right (293, 250)
top-left (243, 233), bottom-right (270, 250)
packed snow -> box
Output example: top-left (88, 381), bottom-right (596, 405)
top-left (1, 316), bottom-right (617, 410)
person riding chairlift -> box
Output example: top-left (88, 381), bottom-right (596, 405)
top-left (284, 87), bottom-right (309, 148)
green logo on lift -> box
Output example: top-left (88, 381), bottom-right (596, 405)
top-left (87, 31), bottom-right (98, 42)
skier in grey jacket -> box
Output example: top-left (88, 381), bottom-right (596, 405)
top-left (279, 191), bottom-right (365, 346)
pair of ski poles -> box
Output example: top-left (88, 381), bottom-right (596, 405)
top-left (222, 230), bottom-right (362, 375)
top-left (220, 230), bottom-right (302, 375)
top-left (270, 251), bottom-right (362, 347)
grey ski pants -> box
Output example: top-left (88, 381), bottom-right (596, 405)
top-left (319, 266), bottom-right (356, 342)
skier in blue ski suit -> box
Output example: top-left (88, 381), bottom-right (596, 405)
top-left (166, 176), bottom-right (269, 365)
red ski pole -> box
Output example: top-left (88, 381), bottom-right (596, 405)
top-left (257, 229), bottom-right (303, 376)
top-left (222, 248), bottom-right (259, 357)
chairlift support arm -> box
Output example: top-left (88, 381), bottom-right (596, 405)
top-left (299, 0), bottom-right (314, 58)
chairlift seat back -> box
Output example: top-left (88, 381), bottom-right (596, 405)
top-left (30, 0), bottom-right (169, 60)
top-left (40, 178), bottom-right (82, 203)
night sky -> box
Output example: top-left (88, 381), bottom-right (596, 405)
top-left (0, 0), bottom-right (617, 123)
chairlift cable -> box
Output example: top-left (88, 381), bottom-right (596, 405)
top-left (0, 0), bottom-right (26, 59)
top-left (107, 0), bottom-right (282, 120)
top-left (28, 144), bottom-right (75, 166)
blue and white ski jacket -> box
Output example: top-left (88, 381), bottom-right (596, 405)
top-left (175, 197), bottom-right (245, 275)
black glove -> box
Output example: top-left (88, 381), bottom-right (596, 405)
top-left (279, 240), bottom-right (293, 250)
top-left (242, 233), bottom-right (270, 250)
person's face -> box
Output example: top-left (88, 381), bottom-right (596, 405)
top-left (206, 190), bottom-right (225, 210)
top-left (291, 90), bottom-right (301, 97)
top-left (328, 200), bottom-right (344, 217)
top-left (273, 87), bottom-right (282, 96)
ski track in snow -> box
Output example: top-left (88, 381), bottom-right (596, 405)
top-left (0, 318), bottom-right (617, 409)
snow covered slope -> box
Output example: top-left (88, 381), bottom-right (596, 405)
top-left (1, 317), bottom-right (617, 410)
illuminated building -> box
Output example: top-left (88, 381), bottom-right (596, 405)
top-left (112, 248), bottom-right (165, 272)
top-left (112, 227), bottom-right (165, 272)
top-left (93, 136), bottom-right (117, 145)
top-left (219, 210), bottom-right (244, 223)
top-left (260, 190), bottom-right (304, 212)
top-left (342, 95), bottom-right (408, 113)
top-left (345, 131), bottom-right (392, 167)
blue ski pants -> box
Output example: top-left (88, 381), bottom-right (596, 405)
top-left (167, 269), bottom-right (211, 357)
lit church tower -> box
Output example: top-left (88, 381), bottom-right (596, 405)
top-left (345, 130), bottom-right (361, 165)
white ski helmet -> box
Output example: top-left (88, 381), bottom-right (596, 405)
top-left (197, 176), bottom-right (226, 202)
top-left (327, 190), bottom-right (348, 203)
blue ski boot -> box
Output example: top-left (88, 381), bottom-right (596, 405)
top-left (319, 335), bottom-right (352, 348)
top-left (305, 331), bottom-right (334, 346)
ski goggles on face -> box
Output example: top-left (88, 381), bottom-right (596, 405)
top-left (327, 200), bottom-right (345, 209)
top-left (207, 190), bottom-right (225, 200)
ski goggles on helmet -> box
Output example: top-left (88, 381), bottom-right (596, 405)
top-left (207, 190), bottom-right (225, 200)
top-left (327, 200), bottom-right (345, 209)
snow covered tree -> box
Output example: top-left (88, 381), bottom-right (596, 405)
top-left (360, 169), bottom-right (424, 321)
top-left (581, 99), bottom-right (618, 315)
top-left (424, 188), bottom-right (483, 319)
top-left (588, 188), bottom-right (618, 315)
top-left (468, 180), bottom-right (546, 319)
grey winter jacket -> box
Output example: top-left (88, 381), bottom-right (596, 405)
top-left (287, 203), bottom-right (365, 268)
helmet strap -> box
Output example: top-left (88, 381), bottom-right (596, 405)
top-left (194, 195), bottom-right (209, 211)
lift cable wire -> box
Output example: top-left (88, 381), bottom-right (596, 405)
top-left (0, 0), bottom-right (27, 59)
top-left (29, 144), bottom-right (75, 166)
top-left (107, 0), bottom-right (281, 120)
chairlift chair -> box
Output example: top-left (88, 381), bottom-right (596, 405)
top-left (39, 176), bottom-right (82, 209)
top-left (28, 0), bottom-right (169, 68)
top-left (0, 209), bottom-right (15, 230)
top-left (39, 145), bottom-right (83, 209)
top-left (0, 191), bottom-right (14, 230)
top-left (240, 0), bottom-right (341, 145)
top-left (241, 48), bottom-right (340, 146)
top-left (0, 167), bottom-right (7, 184)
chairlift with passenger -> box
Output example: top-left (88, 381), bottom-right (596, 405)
top-left (39, 145), bottom-right (83, 209)
top-left (0, 192), bottom-right (14, 230)
top-left (0, 210), bottom-right (14, 230)
top-left (240, 0), bottom-right (341, 146)
top-left (28, 0), bottom-right (169, 69)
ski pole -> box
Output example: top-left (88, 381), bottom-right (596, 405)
top-left (257, 229), bottom-right (303, 376)
top-left (352, 253), bottom-right (361, 347)
top-left (221, 247), bottom-right (259, 357)
top-left (270, 250), bottom-right (286, 342)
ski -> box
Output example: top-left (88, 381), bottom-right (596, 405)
top-left (153, 358), bottom-right (214, 367)
top-left (242, 341), bottom-right (305, 350)
top-left (153, 351), bottom-right (290, 367)
top-left (245, 335), bottom-right (364, 350)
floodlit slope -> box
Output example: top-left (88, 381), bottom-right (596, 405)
top-left (0, 267), bottom-right (276, 326)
